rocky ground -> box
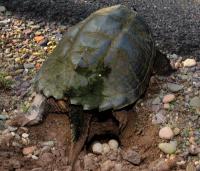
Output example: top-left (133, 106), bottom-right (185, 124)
top-left (0, 3), bottom-right (200, 171)
top-left (2, 0), bottom-right (200, 59)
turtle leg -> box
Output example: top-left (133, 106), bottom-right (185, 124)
top-left (68, 105), bottom-right (92, 167)
top-left (112, 110), bottom-right (128, 132)
top-left (8, 93), bottom-right (47, 126)
top-left (153, 50), bottom-right (175, 76)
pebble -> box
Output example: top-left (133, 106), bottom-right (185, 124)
top-left (0, 114), bottom-right (9, 120)
top-left (102, 143), bottom-right (110, 154)
top-left (183, 59), bottom-right (196, 67)
top-left (40, 141), bottom-right (55, 147)
top-left (0, 19), bottom-right (11, 25)
top-left (158, 142), bottom-right (177, 154)
top-left (0, 6), bottom-right (6, 12)
top-left (24, 63), bottom-right (34, 69)
top-left (108, 139), bottom-right (119, 150)
top-left (163, 94), bottom-right (176, 103)
top-left (189, 145), bottom-right (200, 155)
top-left (22, 133), bottom-right (29, 138)
top-left (34, 36), bottom-right (44, 43)
top-left (159, 127), bottom-right (174, 139)
top-left (92, 141), bottom-right (103, 154)
top-left (122, 149), bottom-right (141, 165)
top-left (173, 127), bottom-right (181, 136)
top-left (167, 83), bottom-right (184, 92)
top-left (152, 97), bottom-right (161, 105)
top-left (22, 146), bottom-right (36, 155)
top-left (190, 96), bottom-right (200, 108)
top-left (163, 103), bottom-right (170, 109)
top-left (32, 155), bottom-right (39, 160)
top-left (152, 110), bottom-right (167, 124)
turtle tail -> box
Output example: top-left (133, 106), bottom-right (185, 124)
top-left (68, 105), bottom-right (92, 167)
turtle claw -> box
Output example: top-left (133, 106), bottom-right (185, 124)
top-left (113, 110), bottom-right (128, 132)
top-left (7, 110), bottom-right (44, 127)
top-left (8, 93), bottom-right (47, 127)
top-left (7, 114), bottom-right (31, 127)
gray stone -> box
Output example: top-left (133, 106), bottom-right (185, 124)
top-left (190, 96), bottom-right (200, 108)
top-left (24, 63), bottom-right (34, 69)
top-left (122, 149), bottom-right (141, 165)
top-left (152, 110), bottom-right (166, 124)
top-left (0, 19), bottom-right (11, 25)
top-left (0, 6), bottom-right (6, 12)
top-left (167, 83), bottom-right (184, 92)
top-left (0, 114), bottom-right (9, 120)
top-left (152, 97), bottom-right (161, 105)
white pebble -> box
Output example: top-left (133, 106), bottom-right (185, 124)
top-left (22, 133), bottom-right (29, 138)
top-left (92, 142), bottom-right (103, 154)
top-left (108, 139), bottom-right (119, 150)
top-left (102, 143), bottom-right (110, 154)
top-left (31, 155), bottom-right (38, 160)
top-left (182, 58), bottom-right (196, 67)
top-left (159, 127), bottom-right (174, 140)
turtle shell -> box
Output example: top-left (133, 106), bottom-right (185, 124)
top-left (35, 5), bottom-right (156, 111)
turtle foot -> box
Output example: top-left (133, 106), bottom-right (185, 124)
top-left (7, 93), bottom-right (47, 127)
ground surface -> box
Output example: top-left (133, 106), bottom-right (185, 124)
top-left (0, 1), bottom-right (200, 171)
top-left (2, 0), bottom-right (200, 59)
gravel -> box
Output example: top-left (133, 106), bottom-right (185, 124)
top-left (2, 0), bottom-right (200, 59)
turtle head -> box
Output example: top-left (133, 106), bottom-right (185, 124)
top-left (153, 50), bottom-right (176, 76)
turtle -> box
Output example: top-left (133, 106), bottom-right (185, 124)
top-left (9, 5), bottom-right (173, 167)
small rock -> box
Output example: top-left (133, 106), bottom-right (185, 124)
top-left (159, 127), bottom-right (174, 139)
top-left (190, 96), bottom-right (200, 108)
top-left (92, 141), bottom-right (102, 154)
top-left (183, 59), bottom-right (196, 67)
top-left (158, 142), bottom-right (177, 154)
top-left (22, 133), bottom-right (29, 138)
top-left (22, 146), bottom-right (36, 155)
top-left (167, 83), bottom-right (184, 92)
top-left (102, 143), bottom-right (110, 154)
top-left (163, 103), bottom-right (170, 109)
top-left (24, 63), bottom-right (34, 69)
top-left (173, 127), bottom-right (180, 136)
top-left (34, 36), bottom-right (44, 43)
top-left (32, 155), bottom-right (39, 160)
top-left (0, 19), bottom-right (10, 25)
top-left (122, 149), bottom-right (141, 165)
top-left (7, 126), bottom-right (18, 132)
top-left (40, 141), bottom-right (55, 147)
top-left (186, 162), bottom-right (196, 171)
top-left (163, 94), bottom-right (175, 103)
top-left (108, 139), bottom-right (119, 150)
top-left (0, 6), bottom-right (6, 12)
top-left (152, 97), bottom-right (161, 105)
top-left (0, 114), bottom-right (9, 120)
top-left (189, 145), bottom-right (200, 155)
top-left (152, 110), bottom-right (166, 124)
